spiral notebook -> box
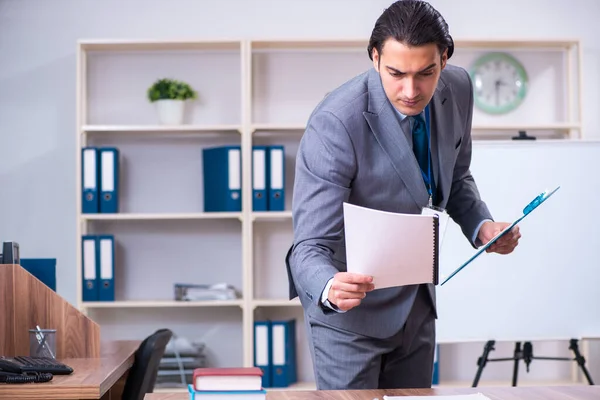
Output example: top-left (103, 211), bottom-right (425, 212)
top-left (343, 203), bottom-right (439, 290)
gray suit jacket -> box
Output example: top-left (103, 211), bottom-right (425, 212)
top-left (286, 65), bottom-right (493, 339)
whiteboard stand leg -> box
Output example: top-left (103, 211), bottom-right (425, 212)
top-left (569, 339), bottom-right (595, 385)
top-left (512, 342), bottom-right (522, 386)
top-left (472, 340), bottom-right (496, 387)
top-left (472, 339), bottom-right (595, 387)
top-left (472, 340), bottom-right (518, 387)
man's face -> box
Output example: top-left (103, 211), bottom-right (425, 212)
top-left (373, 39), bottom-right (447, 116)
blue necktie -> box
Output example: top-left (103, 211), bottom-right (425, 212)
top-left (412, 114), bottom-right (428, 175)
top-left (411, 114), bottom-right (435, 202)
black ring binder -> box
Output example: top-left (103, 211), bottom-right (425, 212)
top-left (432, 214), bottom-right (439, 285)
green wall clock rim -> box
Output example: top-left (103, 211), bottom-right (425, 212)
top-left (469, 52), bottom-right (528, 115)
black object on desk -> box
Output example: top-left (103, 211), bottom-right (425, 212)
top-left (0, 356), bottom-right (73, 375)
top-left (1, 241), bottom-right (20, 264)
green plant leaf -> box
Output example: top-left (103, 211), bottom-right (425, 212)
top-left (147, 78), bottom-right (198, 102)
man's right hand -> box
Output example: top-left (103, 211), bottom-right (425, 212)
top-left (327, 272), bottom-right (375, 312)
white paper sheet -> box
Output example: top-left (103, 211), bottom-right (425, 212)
top-left (343, 202), bottom-right (438, 290)
top-left (383, 394), bottom-right (491, 400)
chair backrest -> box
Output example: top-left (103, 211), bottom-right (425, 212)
top-left (121, 328), bottom-right (173, 400)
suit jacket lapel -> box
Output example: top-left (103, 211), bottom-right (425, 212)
top-left (363, 68), bottom-right (429, 207)
top-left (430, 77), bottom-right (452, 206)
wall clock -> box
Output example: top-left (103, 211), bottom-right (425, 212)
top-left (469, 52), bottom-right (528, 115)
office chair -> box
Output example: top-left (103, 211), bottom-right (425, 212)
top-left (121, 328), bottom-right (173, 400)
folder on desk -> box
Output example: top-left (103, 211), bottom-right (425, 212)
top-left (97, 234), bottom-right (115, 301)
top-left (267, 145), bottom-right (285, 211)
top-left (202, 145), bottom-right (242, 212)
top-left (99, 147), bottom-right (120, 213)
top-left (252, 146), bottom-right (268, 211)
top-left (271, 319), bottom-right (297, 387)
top-left (81, 235), bottom-right (98, 301)
top-left (253, 320), bottom-right (272, 388)
top-left (82, 147), bottom-right (99, 214)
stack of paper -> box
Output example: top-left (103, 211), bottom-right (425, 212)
top-left (383, 394), bottom-right (491, 400)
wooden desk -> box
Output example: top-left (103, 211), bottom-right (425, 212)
top-left (0, 340), bottom-right (139, 400)
top-left (144, 385), bottom-right (600, 400)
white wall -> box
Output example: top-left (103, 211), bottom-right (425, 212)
top-left (1, 0), bottom-right (600, 385)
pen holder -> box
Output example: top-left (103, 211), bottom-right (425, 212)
top-left (29, 328), bottom-right (57, 359)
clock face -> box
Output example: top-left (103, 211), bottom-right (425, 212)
top-left (469, 52), bottom-right (528, 114)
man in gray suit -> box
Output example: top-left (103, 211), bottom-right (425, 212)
top-left (286, 0), bottom-right (521, 391)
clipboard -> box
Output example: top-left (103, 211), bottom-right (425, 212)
top-left (441, 186), bottom-right (560, 286)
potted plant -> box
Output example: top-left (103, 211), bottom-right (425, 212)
top-left (147, 78), bottom-right (198, 125)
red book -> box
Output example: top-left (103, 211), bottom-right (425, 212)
top-left (193, 367), bottom-right (264, 392)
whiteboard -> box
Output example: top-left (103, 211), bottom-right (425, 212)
top-left (436, 140), bottom-right (600, 343)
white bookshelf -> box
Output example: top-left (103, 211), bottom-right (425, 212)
top-left (75, 38), bottom-right (583, 390)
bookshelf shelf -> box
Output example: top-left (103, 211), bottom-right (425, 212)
top-left (82, 300), bottom-right (244, 309)
top-left (78, 38), bottom-right (241, 51)
top-left (453, 38), bottom-right (579, 49)
top-left (80, 212), bottom-right (243, 221)
top-left (251, 123), bottom-right (306, 132)
top-left (252, 211), bottom-right (293, 221)
top-left (82, 124), bottom-right (242, 134)
top-left (471, 123), bottom-right (581, 131)
top-left (251, 123), bottom-right (581, 134)
top-left (153, 387), bottom-right (189, 394)
top-left (252, 299), bottom-right (301, 308)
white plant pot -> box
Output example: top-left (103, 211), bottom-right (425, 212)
top-left (155, 99), bottom-right (185, 125)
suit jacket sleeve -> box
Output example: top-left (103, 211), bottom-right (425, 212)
top-left (445, 68), bottom-right (494, 247)
top-left (288, 110), bottom-right (356, 307)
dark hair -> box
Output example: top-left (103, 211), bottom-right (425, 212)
top-left (367, 0), bottom-right (454, 61)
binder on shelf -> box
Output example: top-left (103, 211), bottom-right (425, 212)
top-left (202, 145), bottom-right (242, 212)
top-left (271, 319), bottom-right (297, 388)
top-left (81, 235), bottom-right (98, 301)
top-left (252, 146), bottom-right (268, 211)
top-left (97, 234), bottom-right (115, 302)
top-left (267, 145), bottom-right (285, 211)
top-left (81, 147), bottom-right (99, 214)
top-left (99, 147), bottom-right (120, 213)
top-left (253, 320), bottom-right (272, 388)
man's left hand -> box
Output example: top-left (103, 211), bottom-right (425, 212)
top-left (478, 221), bottom-right (521, 255)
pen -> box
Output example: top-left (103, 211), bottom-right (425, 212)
top-left (35, 325), bottom-right (55, 359)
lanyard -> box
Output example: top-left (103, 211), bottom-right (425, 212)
top-left (421, 105), bottom-right (433, 207)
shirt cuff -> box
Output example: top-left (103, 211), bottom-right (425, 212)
top-left (320, 277), bottom-right (347, 313)
top-left (473, 219), bottom-right (493, 247)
